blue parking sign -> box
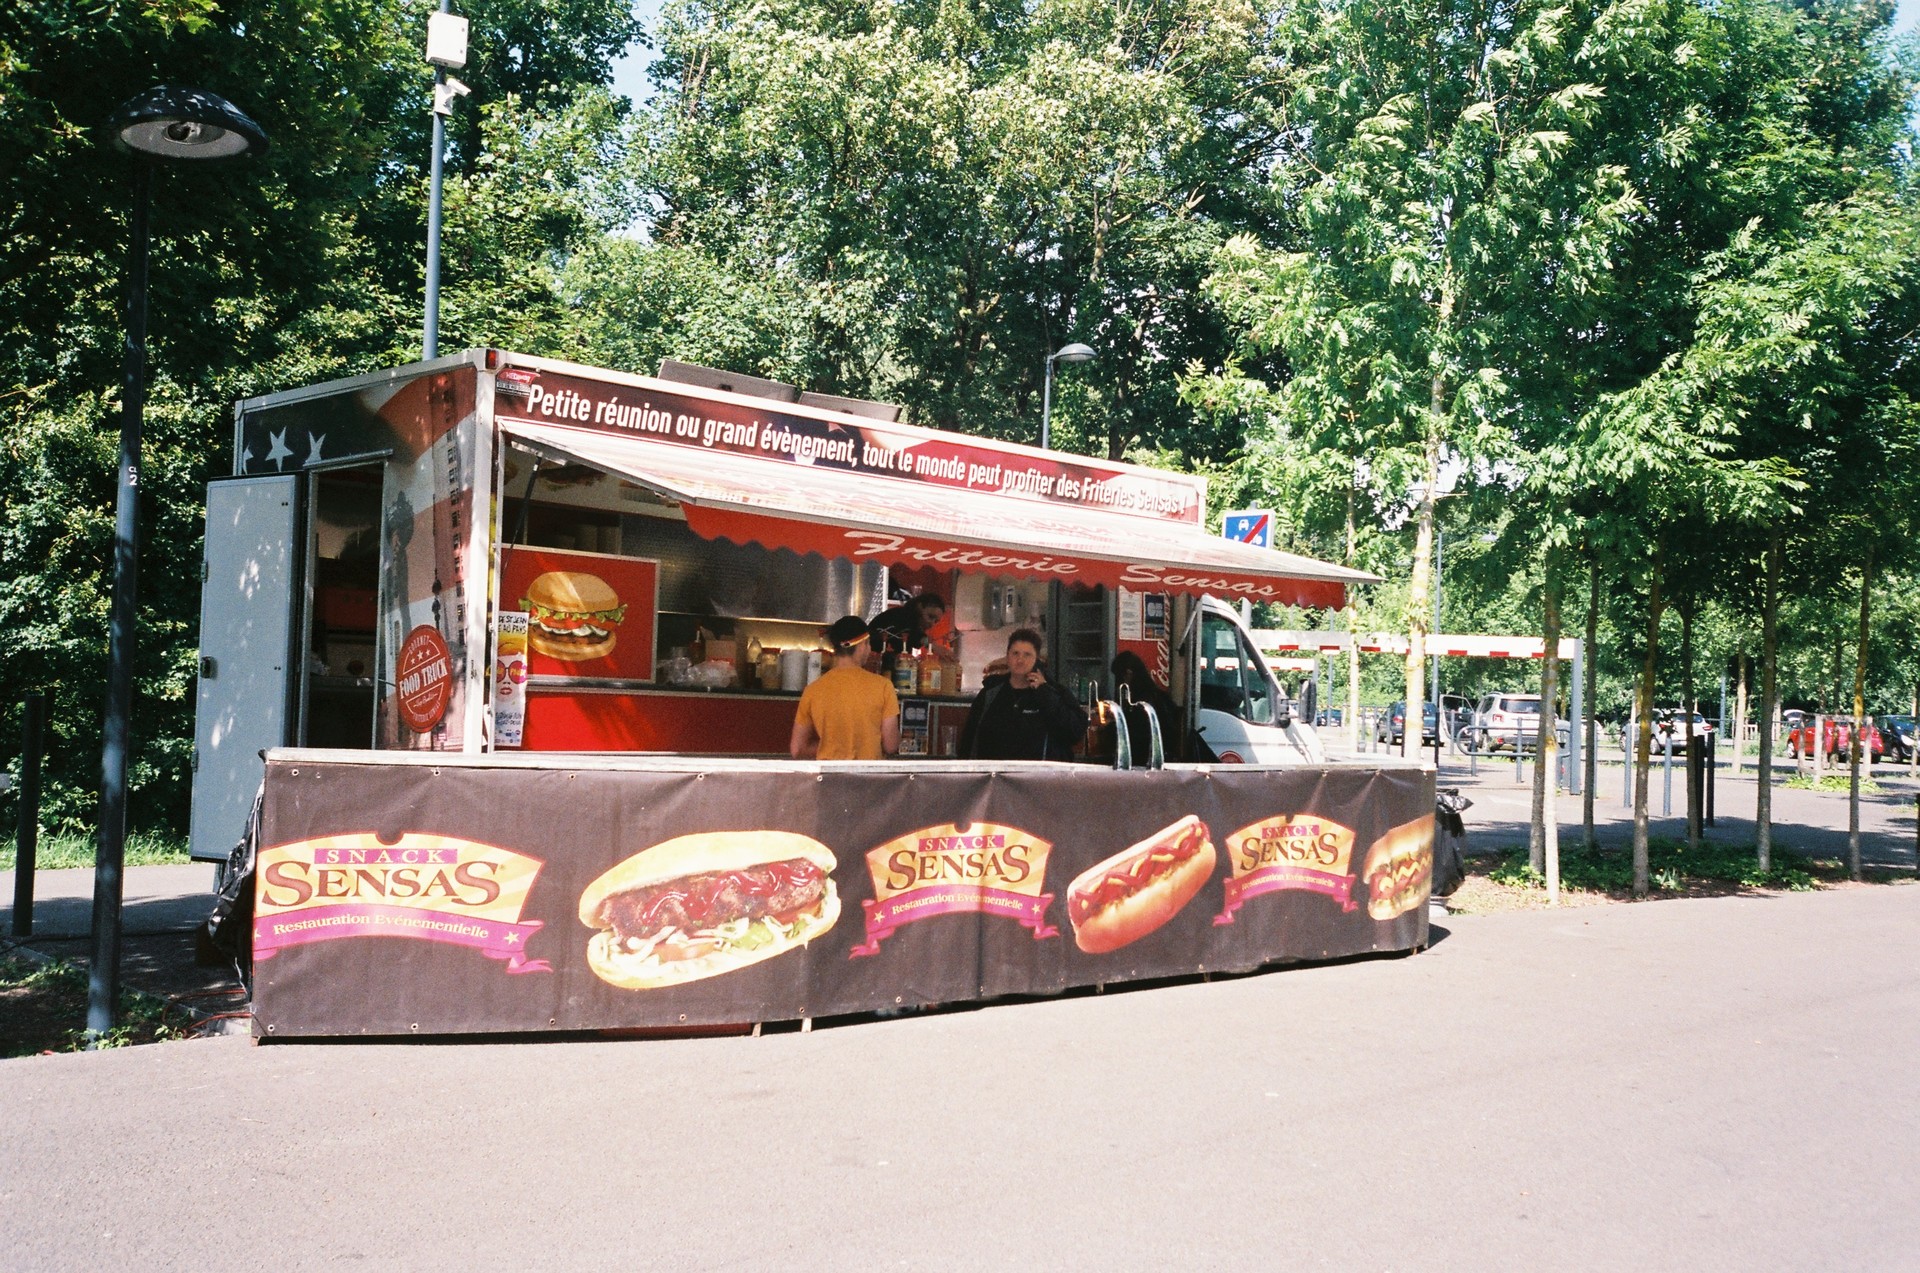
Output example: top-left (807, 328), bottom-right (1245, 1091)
top-left (1222, 508), bottom-right (1273, 548)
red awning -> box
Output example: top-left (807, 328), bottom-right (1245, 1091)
top-left (502, 420), bottom-right (1376, 608)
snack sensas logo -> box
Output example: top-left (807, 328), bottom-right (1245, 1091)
top-left (1213, 814), bottom-right (1358, 924)
top-left (850, 823), bottom-right (1057, 957)
top-left (254, 833), bottom-right (551, 973)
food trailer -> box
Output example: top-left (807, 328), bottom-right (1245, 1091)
top-left (191, 350), bottom-right (1433, 1038)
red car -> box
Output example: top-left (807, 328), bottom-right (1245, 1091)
top-left (1787, 717), bottom-right (1886, 761)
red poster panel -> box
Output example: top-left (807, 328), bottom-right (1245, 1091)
top-left (500, 547), bottom-right (658, 680)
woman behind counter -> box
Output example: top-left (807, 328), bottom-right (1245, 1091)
top-left (957, 627), bottom-right (1088, 760)
top-left (790, 616), bottom-right (901, 760)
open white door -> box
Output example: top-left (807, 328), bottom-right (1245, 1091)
top-left (190, 475), bottom-right (300, 860)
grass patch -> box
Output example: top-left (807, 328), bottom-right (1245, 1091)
top-left (1479, 836), bottom-right (1823, 898)
top-left (1783, 773), bottom-right (1881, 794)
top-left (0, 829), bottom-right (190, 872)
top-left (0, 950), bottom-right (188, 1056)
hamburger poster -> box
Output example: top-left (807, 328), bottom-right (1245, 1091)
top-left (500, 545), bottom-right (657, 681)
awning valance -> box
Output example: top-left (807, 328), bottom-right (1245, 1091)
top-left (502, 420), bottom-right (1376, 609)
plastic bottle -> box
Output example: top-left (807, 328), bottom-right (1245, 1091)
top-left (690, 626), bottom-right (707, 665)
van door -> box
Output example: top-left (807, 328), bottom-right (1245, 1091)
top-left (1190, 601), bottom-right (1325, 764)
top-left (190, 475), bottom-right (301, 860)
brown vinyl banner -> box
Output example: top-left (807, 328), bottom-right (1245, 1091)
top-left (250, 755), bottom-right (1433, 1038)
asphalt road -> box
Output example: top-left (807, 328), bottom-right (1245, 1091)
top-left (4, 883), bottom-right (1917, 1270)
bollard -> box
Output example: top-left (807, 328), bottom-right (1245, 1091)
top-left (11, 692), bottom-right (46, 938)
top-left (1514, 742), bottom-right (1523, 784)
top-left (1914, 794), bottom-right (1919, 877)
top-left (1706, 732), bottom-right (1716, 827)
top-left (1662, 738), bottom-right (1673, 817)
top-left (1622, 730), bottom-right (1631, 807)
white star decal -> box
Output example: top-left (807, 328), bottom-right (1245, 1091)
top-left (265, 429), bottom-right (293, 471)
top-left (305, 433), bottom-right (327, 465)
top-left (240, 444), bottom-right (256, 470)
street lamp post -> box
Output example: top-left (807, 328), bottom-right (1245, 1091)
top-left (1040, 342), bottom-right (1095, 451)
top-left (1432, 524), bottom-right (1444, 713)
top-left (423, 7), bottom-right (471, 358)
top-left (95, 87), bottom-right (267, 1041)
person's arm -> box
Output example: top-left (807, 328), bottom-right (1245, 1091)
top-left (880, 681), bottom-right (902, 756)
top-left (790, 705), bottom-right (819, 759)
top-left (1039, 677), bottom-right (1090, 749)
top-left (956, 685), bottom-right (989, 759)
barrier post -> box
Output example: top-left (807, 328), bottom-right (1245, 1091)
top-left (1622, 726), bottom-right (1631, 808)
top-left (1662, 738), bottom-right (1673, 817)
top-left (1706, 731), bottom-right (1716, 827)
top-left (11, 692), bottom-right (46, 938)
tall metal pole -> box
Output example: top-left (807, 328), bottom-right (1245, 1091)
top-left (1430, 525), bottom-right (1443, 712)
top-left (424, 1), bottom-right (450, 360)
top-left (1569, 636), bottom-right (1584, 795)
top-left (1040, 354), bottom-right (1055, 451)
top-left (89, 157), bottom-right (152, 1040)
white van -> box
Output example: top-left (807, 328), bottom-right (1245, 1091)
top-left (1186, 597), bottom-right (1326, 765)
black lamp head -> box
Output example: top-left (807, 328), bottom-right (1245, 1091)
top-left (108, 85), bottom-right (269, 160)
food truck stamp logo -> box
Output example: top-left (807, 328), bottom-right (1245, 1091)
top-left (396, 625), bottom-right (454, 733)
top-left (578, 832), bottom-right (840, 990)
top-left (851, 823), bottom-right (1056, 957)
top-left (254, 833), bottom-right (551, 973)
top-left (1068, 815), bottom-right (1217, 954)
top-left (1213, 814), bottom-right (1358, 923)
top-left (1359, 815), bottom-right (1434, 920)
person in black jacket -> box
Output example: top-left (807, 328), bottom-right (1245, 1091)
top-left (868, 593), bottom-right (948, 680)
top-left (958, 628), bottom-right (1088, 760)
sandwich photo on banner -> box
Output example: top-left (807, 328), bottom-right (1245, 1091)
top-left (500, 545), bottom-right (659, 680)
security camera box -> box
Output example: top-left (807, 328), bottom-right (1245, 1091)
top-left (426, 12), bottom-right (469, 68)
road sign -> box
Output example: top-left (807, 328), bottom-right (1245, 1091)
top-left (1222, 508), bottom-right (1273, 548)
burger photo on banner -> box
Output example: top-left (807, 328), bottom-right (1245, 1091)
top-left (500, 545), bottom-right (658, 680)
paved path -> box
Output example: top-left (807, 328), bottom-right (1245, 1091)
top-left (3, 884), bottom-right (1918, 1270)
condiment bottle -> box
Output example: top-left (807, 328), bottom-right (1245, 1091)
top-left (690, 626), bottom-right (707, 664)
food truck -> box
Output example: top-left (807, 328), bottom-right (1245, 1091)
top-left (191, 350), bottom-right (1434, 1038)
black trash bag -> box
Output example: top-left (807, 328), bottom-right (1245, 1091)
top-left (1431, 787), bottom-right (1472, 898)
top-left (195, 787), bottom-right (261, 976)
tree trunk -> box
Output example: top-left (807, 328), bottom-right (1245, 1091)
top-left (1346, 479), bottom-right (1362, 755)
top-left (1583, 554), bottom-right (1599, 850)
top-left (1533, 567), bottom-right (1563, 903)
top-left (1850, 550), bottom-right (1873, 881)
top-left (1733, 653), bottom-right (1749, 777)
top-left (1757, 532), bottom-right (1779, 872)
top-left (1633, 536), bottom-right (1665, 897)
top-left (1403, 384), bottom-right (1443, 762)
top-left (1681, 596), bottom-right (1700, 851)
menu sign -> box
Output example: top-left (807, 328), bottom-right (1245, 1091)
top-left (492, 365), bottom-right (1205, 526)
top-left (250, 760), bottom-right (1433, 1038)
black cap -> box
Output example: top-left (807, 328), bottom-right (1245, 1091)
top-left (827, 616), bottom-right (870, 651)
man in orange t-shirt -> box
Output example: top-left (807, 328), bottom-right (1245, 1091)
top-left (790, 615), bottom-right (901, 760)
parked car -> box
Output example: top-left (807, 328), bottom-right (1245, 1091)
top-left (1315, 708), bottom-right (1344, 727)
top-left (1374, 700), bottom-right (1438, 747)
top-left (1652, 709), bottom-right (1716, 747)
top-left (1879, 715), bottom-right (1916, 763)
top-left (1781, 708), bottom-right (1807, 733)
top-left (1786, 716), bottom-right (1886, 761)
top-left (1466, 693), bottom-right (1568, 753)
